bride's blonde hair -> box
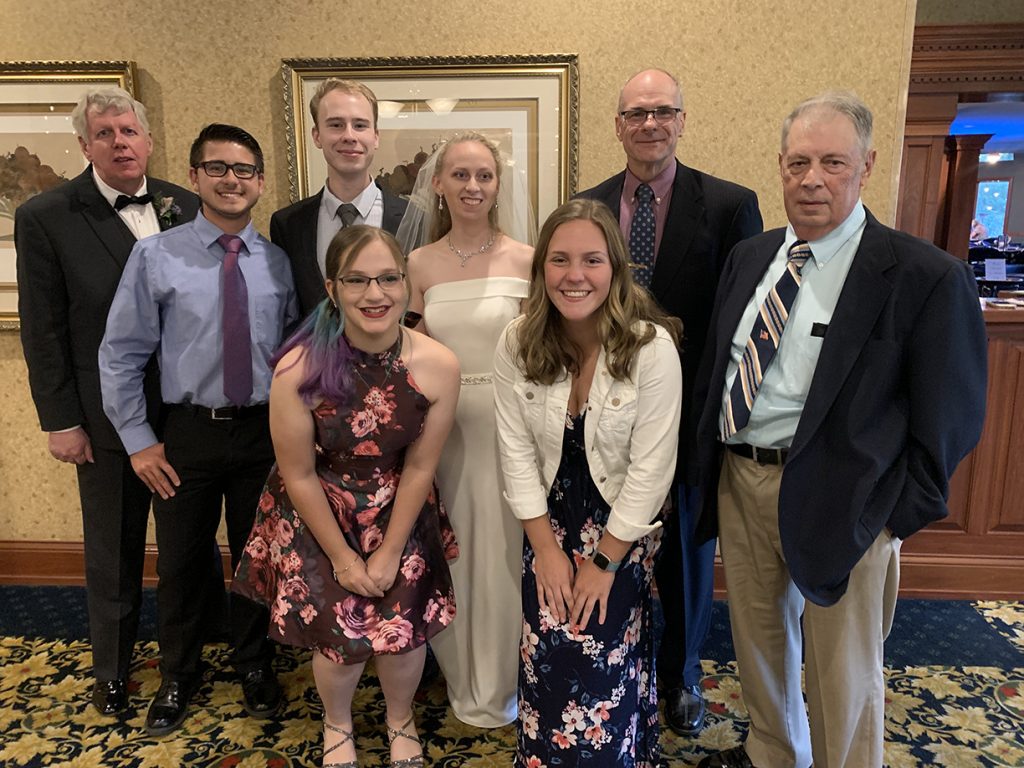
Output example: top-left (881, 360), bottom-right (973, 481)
top-left (430, 132), bottom-right (503, 242)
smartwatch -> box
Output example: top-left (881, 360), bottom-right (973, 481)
top-left (592, 549), bottom-right (621, 572)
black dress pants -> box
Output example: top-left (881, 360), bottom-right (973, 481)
top-left (153, 405), bottom-right (274, 682)
top-left (76, 446), bottom-right (152, 681)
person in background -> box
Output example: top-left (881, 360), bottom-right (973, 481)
top-left (494, 198), bottom-right (682, 767)
top-left (692, 91), bottom-right (987, 768)
top-left (272, 79), bottom-right (408, 316)
top-left (15, 86), bottom-right (199, 717)
top-left (577, 67), bottom-right (762, 737)
top-left (99, 123), bottom-right (297, 736)
top-left (396, 132), bottom-right (534, 727)
top-left (233, 226), bottom-right (460, 768)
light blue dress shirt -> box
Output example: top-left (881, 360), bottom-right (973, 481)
top-left (99, 212), bottom-right (299, 455)
top-left (720, 201), bottom-right (868, 448)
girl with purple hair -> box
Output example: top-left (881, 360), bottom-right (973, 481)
top-left (234, 225), bottom-right (461, 768)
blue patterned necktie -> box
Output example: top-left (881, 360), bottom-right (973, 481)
top-left (629, 183), bottom-right (656, 289)
top-left (218, 234), bottom-right (253, 407)
top-left (723, 240), bottom-right (813, 439)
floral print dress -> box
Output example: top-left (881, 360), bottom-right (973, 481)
top-left (233, 342), bottom-right (458, 665)
top-left (517, 412), bottom-right (662, 768)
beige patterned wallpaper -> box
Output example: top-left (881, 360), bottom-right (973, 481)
top-left (1, 0), bottom-right (920, 542)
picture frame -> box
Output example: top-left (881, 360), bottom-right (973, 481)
top-left (0, 60), bottom-right (136, 330)
top-left (281, 55), bottom-right (579, 233)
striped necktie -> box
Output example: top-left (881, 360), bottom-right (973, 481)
top-left (723, 240), bottom-right (812, 439)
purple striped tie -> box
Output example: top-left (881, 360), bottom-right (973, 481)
top-left (218, 234), bottom-right (252, 407)
top-left (723, 240), bottom-right (812, 438)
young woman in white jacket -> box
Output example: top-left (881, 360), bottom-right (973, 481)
top-left (493, 198), bottom-right (683, 768)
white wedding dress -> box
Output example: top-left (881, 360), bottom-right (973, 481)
top-left (423, 276), bottom-right (529, 728)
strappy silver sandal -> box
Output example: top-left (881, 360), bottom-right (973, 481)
top-left (323, 720), bottom-right (358, 768)
top-left (386, 714), bottom-right (424, 767)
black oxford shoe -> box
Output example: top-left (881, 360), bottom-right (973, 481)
top-left (665, 683), bottom-right (706, 737)
top-left (145, 680), bottom-right (193, 736)
top-left (91, 679), bottom-right (128, 716)
top-left (241, 666), bottom-right (282, 718)
top-left (697, 746), bottom-right (756, 768)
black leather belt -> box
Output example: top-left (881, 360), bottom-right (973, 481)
top-left (726, 442), bottom-right (789, 465)
top-left (170, 403), bottom-right (269, 421)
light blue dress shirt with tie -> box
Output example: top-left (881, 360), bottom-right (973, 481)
top-left (99, 212), bottom-right (299, 455)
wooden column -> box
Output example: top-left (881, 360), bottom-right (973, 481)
top-left (939, 133), bottom-right (992, 258)
top-left (895, 93), bottom-right (958, 242)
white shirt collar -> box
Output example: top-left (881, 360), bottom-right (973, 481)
top-left (92, 168), bottom-right (148, 210)
top-left (321, 178), bottom-right (380, 220)
top-left (785, 200), bottom-right (866, 269)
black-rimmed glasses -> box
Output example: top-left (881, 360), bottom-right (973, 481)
top-left (195, 160), bottom-right (260, 179)
top-left (618, 106), bottom-right (682, 126)
top-left (337, 272), bottom-right (406, 291)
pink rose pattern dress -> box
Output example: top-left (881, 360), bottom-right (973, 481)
top-left (233, 343), bottom-right (458, 664)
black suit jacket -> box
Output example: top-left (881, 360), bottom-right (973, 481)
top-left (16, 167), bottom-right (199, 451)
top-left (577, 160), bottom-right (763, 481)
top-left (270, 182), bottom-right (408, 316)
top-left (693, 210), bottom-right (987, 605)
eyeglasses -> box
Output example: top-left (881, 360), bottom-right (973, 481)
top-left (194, 160), bottom-right (260, 179)
top-left (618, 106), bottom-right (682, 126)
top-left (337, 272), bottom-right (406, 291)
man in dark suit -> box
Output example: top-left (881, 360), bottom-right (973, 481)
top-left (693, 92), bottom-right (987, 768)
top-left (577, 68), bottom-right (762, 736)
top-left (15, 87), bottom-right (199, 716)
top-left (271, 79), bottom-right (407, 315)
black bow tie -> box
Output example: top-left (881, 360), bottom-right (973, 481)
top-left (114, 193), bottom-right (153, 211)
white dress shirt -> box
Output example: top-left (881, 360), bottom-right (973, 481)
top-left (92, 169), bottom-right (160, 240)
top-left (316, 179), bottom-right (384, 278)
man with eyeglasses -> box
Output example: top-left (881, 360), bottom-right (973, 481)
top-left (271, 78), bottom-right (408, 316)
top-left (577, 68), bottom-right (763, 738)
top-left (100, 123), bottom-right (298, 736)
top-left (16, 86), bottom-right (200, 719)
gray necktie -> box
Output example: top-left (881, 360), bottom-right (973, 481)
top-left (338, 203), bottom-right (360, 228)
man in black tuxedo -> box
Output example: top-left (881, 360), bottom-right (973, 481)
top-left (15, 87), bottom-right (199, 716)
top-left (577, 68), bottom-right (762, 736)
top-left (693, 92), bottom-right (986, 768)
top-left (271, 79), bottom-right (407, 316)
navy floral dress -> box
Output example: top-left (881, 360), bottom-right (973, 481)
top-left (233, 341), bottom-right (458, 665)
top-left (517, 411), bottom-right (662, 767)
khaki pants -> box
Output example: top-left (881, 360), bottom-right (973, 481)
top-left (717, 450), bottom-right (900, 768)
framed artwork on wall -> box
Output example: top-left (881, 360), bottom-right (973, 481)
top-left (0, 60), bottom-right (136, 330)
top-left (280, 55), bottom-right (579, 233)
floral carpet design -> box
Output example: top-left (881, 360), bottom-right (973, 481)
top-left (0, 602), bottom-right (1020, 767)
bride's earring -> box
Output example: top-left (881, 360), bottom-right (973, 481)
top-left (438, 195), bottom-right (444, 212)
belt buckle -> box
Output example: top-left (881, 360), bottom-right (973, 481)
top-left (752, 446), bottom-right (777, 465)
top-left (209, 407), bottom-right (234, 421)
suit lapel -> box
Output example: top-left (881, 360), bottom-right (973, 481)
top-left (73, 170), bottom-right (137, 269)
top-left (790, 213), bottom-right (896, 457)
top-left (297, 193), bottom-right (321, 277)
top-left (650, 162), bottom-right (702, 306)
top-left (596, 173), bottom-right (625, 220)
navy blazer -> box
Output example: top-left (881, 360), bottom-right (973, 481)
top-left (16, 167), bottom-right (200, 451)
top-left (692, 210), bottom-right (988, 606)
top-left (270, 182), bottom-right (408, 317)
top-left (577, 160), bottom-right (763, 482)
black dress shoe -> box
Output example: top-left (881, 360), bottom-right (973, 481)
top-left (241, 666), bottom-right (282, 718)
top-left (665, 683), bottom-right (706, 737)
top-left (145, 680), bottom-right (193, 736)
top-left (91, 679), bottom-right (128, 716)
top-left (696, 746), bottom-right (756, 768)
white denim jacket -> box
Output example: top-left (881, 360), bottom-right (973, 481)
top-left (493, 317), bottom-right (682, 542)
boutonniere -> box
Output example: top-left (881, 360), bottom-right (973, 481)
top-left (154, 195), bottom-right (182, 229)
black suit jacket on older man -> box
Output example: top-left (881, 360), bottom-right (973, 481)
top-left (693, 210), bottom-right (987, 606)
top-left (15, 166), bottom-right (200, 681)
top-left (270, 183), bottom-right (408, 317)
top-left (577, 160), bottom-right (762, 482)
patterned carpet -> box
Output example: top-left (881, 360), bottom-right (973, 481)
top-left (0, 588), bottom-right (1021, 767)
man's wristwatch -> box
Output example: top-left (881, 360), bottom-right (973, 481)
top-left (592, 549), bottom-right (621, 572)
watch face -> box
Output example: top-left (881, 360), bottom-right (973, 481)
top-left (593, 551), bottom-right (611, 571)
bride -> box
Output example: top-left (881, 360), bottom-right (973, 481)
top-left (397, 132), bottom-right (534, 727)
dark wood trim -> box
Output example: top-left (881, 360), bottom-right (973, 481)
top-left (911, 24), bottom-right (1024, 93)
top-left (0, 541), bottom-right (232, 587)
top-left (1, 541), bottom-right (1012, 601)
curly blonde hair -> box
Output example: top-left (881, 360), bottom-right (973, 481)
top-left (514, 198), bottom-right (681, 384)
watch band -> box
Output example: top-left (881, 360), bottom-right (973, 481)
top-left (592, 549), bottom-right (622, 572)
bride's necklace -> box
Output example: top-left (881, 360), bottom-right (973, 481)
top-left (447, 230), bottom-right (496, 268)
